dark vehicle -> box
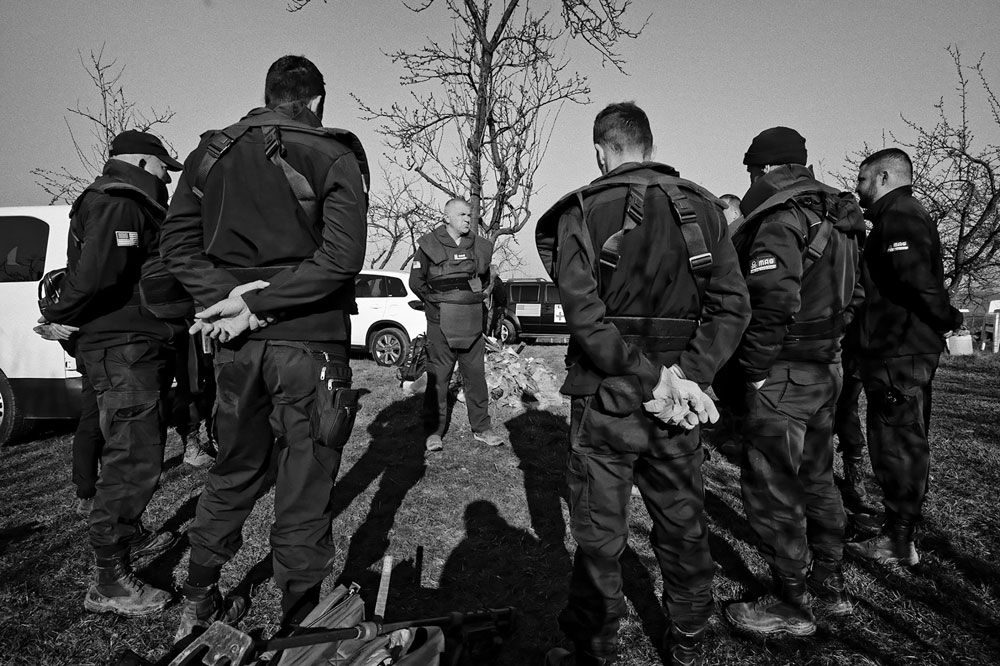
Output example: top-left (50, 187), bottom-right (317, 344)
top-left (499, 278), bottom-right (569, 344)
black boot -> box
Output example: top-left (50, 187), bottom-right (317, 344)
top-left (84, 555), bottom-right (172, 617)
top-left (725, 575), bottom-right (815, 636)
top-left (807, 560), bottom-right (853, 615)
top-left (847, 512), bottom-right (919, 566)
top-left (664, 624), bottom-right (706, 666)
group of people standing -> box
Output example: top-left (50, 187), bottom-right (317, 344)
top-left (536, 106), bottom-right (961, 666)
top-left (32, 51), bottom-right (960, 666)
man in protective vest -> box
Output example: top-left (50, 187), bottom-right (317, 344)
top-left (536, 102), bottom-right (750, 666)
top-left (723, 127), bottom-right (865, 636)
top-left (161, 55), bottom-right (367, 640)
top-left (409, 197), bottom-right (506, 451)
top-left (38, 130), bottom-right (187, 617)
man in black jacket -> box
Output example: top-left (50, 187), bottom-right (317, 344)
top-left (724, 127), bottom-right (864, 636)
top-left (536, 102), bottom-right (750, 666)
top-left (38, 130), bottom-right (186, 617)
top-left (161, 55), bottom-right (368, 639)
top-left (846, 148), bottom-right (962, 566)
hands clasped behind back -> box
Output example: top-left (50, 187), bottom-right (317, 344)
top-left (189, 280), bottom-right (271, 343)
top-left (642, 365), bottom-right (720, 430)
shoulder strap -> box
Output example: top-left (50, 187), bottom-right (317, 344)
top-left (191, 124), bottom-right (252, 199)
top-left (596, 173), bottom-right (714, 292)
top-left (190, 120), bottom-right (371, 219)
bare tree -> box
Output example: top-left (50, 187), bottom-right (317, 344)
top-left (289, 0), bottom-right (644, 266)
top-left (366, 169), bottom-right (439, 269)
top-left (840, 47), bottom-right (1000, 308)
top-left (31, 45), bottom-right (176, 204)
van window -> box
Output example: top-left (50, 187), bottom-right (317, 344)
top-left (0, 216), bottom-right (49, 282)
top-left (544, 285), bottom-right (560, 303)
top-left (515, 284), bottom-right (539, 302)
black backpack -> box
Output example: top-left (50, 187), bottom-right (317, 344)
top-left (397, 334), bottom-right (428, 382)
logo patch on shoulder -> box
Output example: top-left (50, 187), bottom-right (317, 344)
top-left (412, 260), bottom-right (421, 269)
top-left (115, 231), bottom-right (139, 247)
top-left (887, 241), bottom-right (910, 253)
top-left (749, 254), bottom-right (777, 274)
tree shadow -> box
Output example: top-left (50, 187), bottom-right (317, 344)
top-left (334, 394), bottom-right (428, 590)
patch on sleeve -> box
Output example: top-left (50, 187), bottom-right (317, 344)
top-left (887, 241), bottom-right (910, 253)
top-left (412, 260), bottom-right (421, 269)
top-left (115, 231), bottom-right (139, 247)
top-left (749, 254), bottom-right (777, 274)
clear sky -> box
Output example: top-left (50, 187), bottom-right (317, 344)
top-left (2, 0), bottom-right (999, 276)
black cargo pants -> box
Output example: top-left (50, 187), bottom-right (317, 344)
top-left (77, 339), bottom-right (174, 557)
top-left (186, 339), bottom-right (353, 597)
top-left (740, 360), bottom-right (845, 579)
top-left (859, 353), bottom-right (939, 522)
top-left (422, 320), bottom-right (491, 436)
top-left (559, 395), bottom-right (714, 659)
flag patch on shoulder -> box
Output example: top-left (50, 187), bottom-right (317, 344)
top-left (749, 254), bottom-right (777, 274)
top-left (115, 231), bottom-right (139, 247)
top-left (887, 241), bottom-right (910, 253)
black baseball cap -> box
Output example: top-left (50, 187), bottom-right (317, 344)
top-left (109, 130), bottom-right (183, 171)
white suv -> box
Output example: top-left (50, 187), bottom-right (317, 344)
top-left (352, 269), bottom-right (427, 366)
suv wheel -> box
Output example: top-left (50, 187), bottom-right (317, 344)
top-left (499, 318), bottom-right (517, 344)
top-left (370, 327), bottom-right (409, 367)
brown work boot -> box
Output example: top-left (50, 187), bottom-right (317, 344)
top-left (664, 624), bottom-right (706, 666)
top-left (807, 562), bottom-right (853, 615)
top-left (725, 577), bottom-right (816, 636)
top-left (84, 556), bottom-right (172, 617)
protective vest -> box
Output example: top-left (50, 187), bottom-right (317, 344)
top-left (71, 180), bottom-right (194, 320)
top-left (191, 118), bottom-right (370, 221)
top-left (417, 230), bottom-right (492, 305)
top-left (734, 180), bottom-right (862, 341)
top-left (417, 229), bottom-right (492, 349)
top-left (535, 167), bottom-right (717, 352)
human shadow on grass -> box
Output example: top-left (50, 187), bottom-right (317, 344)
top-left (334, 394), bottom-right (428, 591)
top-left (434, 500), bottom-right (564, 664)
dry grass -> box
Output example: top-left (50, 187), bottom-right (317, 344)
top-left (1, 347), bottom-right (998, 665)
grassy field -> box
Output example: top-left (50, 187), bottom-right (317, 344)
top-left (1, 347), bottom-right (998, 666)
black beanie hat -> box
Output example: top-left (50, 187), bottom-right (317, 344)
top-left (743, 127), bottom-right (807, 166)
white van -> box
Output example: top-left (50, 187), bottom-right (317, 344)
top-left (0, 206), bottom-right (81, 444)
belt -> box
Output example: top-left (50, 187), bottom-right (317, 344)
top-left (786, 313), bottom-right (845, 341)
top-left (607, 316), bottom-right (698, 352)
